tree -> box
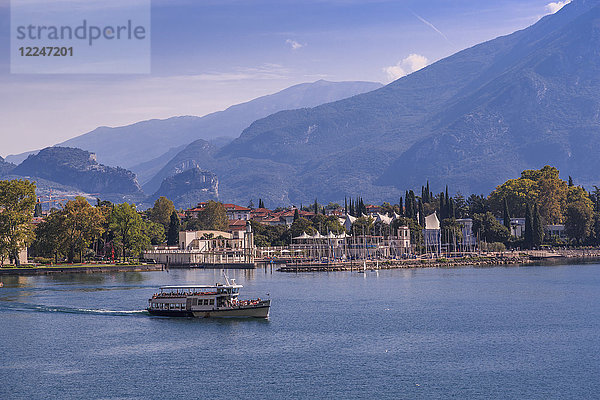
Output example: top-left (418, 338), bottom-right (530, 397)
top-left (399, 197), bottom-right (404, 217)
top-left (197, 201), bottom-right (229, 231)
top-left (34, 201), bottom-right (42, 217)
top-left (290, 217), bottom-right (315, 238)
top-left (57, 197), bottom-right (105, 263)
top-left (109, 203), bottom-right (148, 262)
top-left (251, 221), bottom-right (288, 247)
top-left (167, 211), bottom-right (180, 246)
top-left (524, 203), bottom-right (533, 249)
top-left (0, 179), bottom-right (37, 266)
top-left (149, 197), bottom-right (175, 230)
top-left (467, 194), bottom-right (488, 216)
top-left (293, 208), bottom-right (299, 222)
top-left (314, 198), bottom-right (318, 215)
top-left (453, 193), bottom-right (468, 219)
top-left (503, 198), bottom-right (511, 232)
top-left (565, 201), bottom-right (593, 245)
top-left (472, 212), bottom-right (510, 244)
top-left (144, 220), bottom-right (166, 246)
top-left (352, 216), bottom-right (374, 235)
top-left (258, 199), bottom-right (265, 209)
top-left (532, 204), bottom-right (544, 247)
top-left (441, 218), bottom-right (462, 247)
top-left (568, 176), bottom-right (574, 187)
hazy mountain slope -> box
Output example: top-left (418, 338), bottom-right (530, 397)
top-left (11, 147), bottom-right (142, 196)
top-left (380, 0), bottom-right (600, 193)
top-left (53, 80), bottom-right (382, 169)
top-left (196, 0), bottom-right (600, 204)
top-left (142, 139), bottom-right (218, 195)
top-left (0, 156), bottom-right (15, 177)
top-left (150, 167), bottom-right (219, 209)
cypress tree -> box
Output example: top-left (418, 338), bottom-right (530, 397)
top-left (426, 181), bottom-right (430, 203)
top-left (503, 198), bottom-right (511, 232)
top-left (349, 199), bottom-right (354, 216)
top-left (293, 208), bottom-right (299, 221)
top-left (399, 197), bottom-right (404, 216)
top-left (167, 211), bottom-right (180, 246)
top-left (568, 176), bottom-right (574, 187)
top-left (314, 198), bottom-right (318, 214)
top-left (448, 197), bottom-right (455, 219)
top-left (439, 193), bottom-right (446, 220)
top-left (34, 201), bottom-right (42, 217)
top-left (418, 200), bottom-right (424, 226)
top-left (533, 204), bottom-right (544, 247)
top-left (524, 203), bottom-right (533, 249)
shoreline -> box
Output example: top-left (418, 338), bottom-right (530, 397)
top-left (0, 264), bottom-right (164, 276)
top-left (276, 254), bottom-right (600, 272)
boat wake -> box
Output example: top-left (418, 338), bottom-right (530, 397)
top-left (0, 302), bottom-right (148, 317)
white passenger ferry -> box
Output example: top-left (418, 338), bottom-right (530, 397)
top-left (147, 278), bottom-right (270, 318)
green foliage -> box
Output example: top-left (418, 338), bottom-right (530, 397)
top-left (193, 201), bottom-right (229, 231)
top-left (290, 217), bottom-right (316, 238)
top-left (351, 216), bottom-right (374, 235)
top-left (149, 196), bottom-right (175, 230)
top-left (144, 220), bottom-right (166, 246)
top-left (503, 198), bottom-right (511, 232)
top-left (565, 201), bottom-right (593, 244)
top-left (0, 179), bottom-right (37, 266)
top-left (167, 211), bottom-right (180, 246)
top-left (250, 221), bottom-right (289, 247)
top-left (38, 197), bottom-right (106, 263)
top-left (532, 204), bottom-right (544, 247)
top-left (472, 212), bottom-right (510, 244)
top-left (109, 203), bottom-right (149, 261)
top-left (441, 218), bottom-right (462, 246)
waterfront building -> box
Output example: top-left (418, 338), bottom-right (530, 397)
top-left (423, 212), bottom-right (441, 256)
top-left (143, 225), bottom-right (255, 266)
top-left (184, 202), bottom-right (251, 221)
top-left (545, 224), bottom-right (567, 240)
top-left (290, 226), bottom-right (411, 261)
top-left (456, 218), bottom-right (477, 252)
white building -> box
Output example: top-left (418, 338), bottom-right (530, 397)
top-left (423, 212), bottom-right (441, 256)
top-left (144, 227), bottom-right (255, 266)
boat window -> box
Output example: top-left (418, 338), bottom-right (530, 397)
top-left (203, 299), bottom-right (208, 305)
top-left (209, 299), bottom-right (214, 305)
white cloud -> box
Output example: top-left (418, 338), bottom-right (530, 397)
top-left (286, 39), bottom-right (305, 50)
top-left (383, 54), bottom-right (429, 82)
top-left (545, 1), bottom-right (571, 14)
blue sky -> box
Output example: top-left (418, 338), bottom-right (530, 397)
top-left (0, 0), bottom-right (572, 157)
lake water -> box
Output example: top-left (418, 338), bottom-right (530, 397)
top-left (1, 263), bottom-right (599, 399)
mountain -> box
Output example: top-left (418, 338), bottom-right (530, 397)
top-left (43, 80), bottom-right (382, 171)
top-left (0, 156), bottom-right (15, 176)
top-left (143, 139), bottom-right (217, 195)
top-left (172, 0), bottom-right (600, 205)
top-left (11, 147), bottom-right (142, 198)
top-left (150, 167), bottom-right (219, 209)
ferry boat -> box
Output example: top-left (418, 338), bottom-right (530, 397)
top-left (147, 278), bottom-right (270, 318)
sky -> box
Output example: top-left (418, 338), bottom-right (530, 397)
top-left (0, 0), bottom-right (573, 157)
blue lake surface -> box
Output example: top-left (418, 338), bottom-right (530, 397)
top-left (1, 263), bottom-right (599, 399)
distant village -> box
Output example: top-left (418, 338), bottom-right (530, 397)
top-left (0, 165), bottom-right (599, 269)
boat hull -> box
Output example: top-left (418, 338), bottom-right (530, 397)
top-left (148, 301), bottom-right (270, 319)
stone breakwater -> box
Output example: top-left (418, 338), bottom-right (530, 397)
top-left (277, 251), bottom-right (600, 272)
